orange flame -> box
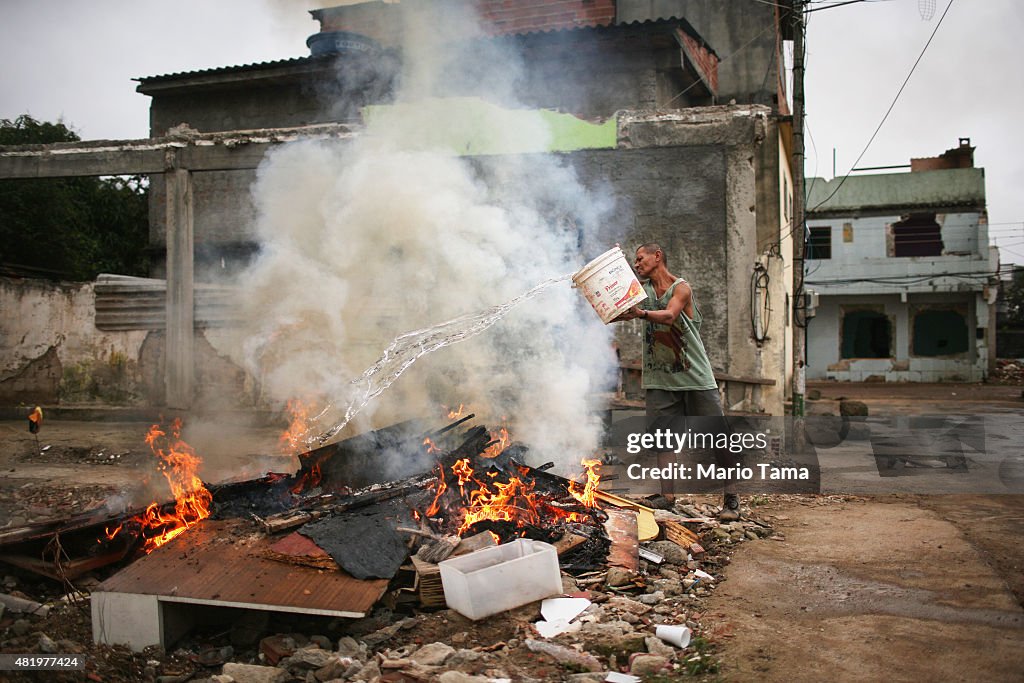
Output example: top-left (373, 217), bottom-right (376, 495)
top-left (104, 419), bottom-right (212, 553)
top-left (423, 437), bottom-right (441, 454)
top-left (290, 462), bottom-right (322, 494)
top-left (459, 474), bottom-right (543, 535)
top-left (569, 458), bottom-right (602, 508)
top-left (446, 404), bottom-right (465, 419)
top-left (424, 446), bottom-right (602, 538)
top-left (280, 398), bottom-right (316, 455)
top-left (480, 421), bottom-right (510, 459)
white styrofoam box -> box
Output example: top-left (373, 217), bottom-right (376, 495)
top-left (438, 538), bottom-right (562, 620)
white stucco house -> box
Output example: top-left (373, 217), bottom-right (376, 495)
top-left (804, 139), bottom-right (999, 382)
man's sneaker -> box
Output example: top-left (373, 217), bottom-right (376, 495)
top-left (718, 493), bottom-right (741, 522)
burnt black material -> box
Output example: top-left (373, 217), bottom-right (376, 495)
top-left (298, 419), bottom-right (439, 490)
top-left (559, 530), bottom-right (612, 574)
top-left (209, 475), bottom-right (298, 519)
top-left (298, 493), bottom-right (427, 580)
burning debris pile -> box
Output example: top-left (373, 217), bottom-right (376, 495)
top-left (224, 413), bottom-right (616, 583)
top-left (0, 412), bottom-right (780, 681)
top-left (103, 420), bottom-right (212, 554)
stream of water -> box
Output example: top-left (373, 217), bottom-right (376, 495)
top-left (307, 273), bottom-right (572, 446)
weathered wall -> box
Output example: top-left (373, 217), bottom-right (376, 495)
top-left (617, 0), bottom-right (782, 105)
top-left (806, 292), bottom-right (988, 382)
top-left (564, 106), bottom-right (784, 412)
top-left (568, 144), bottom-right (729, 367)
top-left (0, 278), bottom-right (250, 406)
top-left (148, 169), bottom-right (260, 279)
top-left (149, 83), bottom-right (333, 137)
top-left (509, 30), bottom-right (666, 116)
top-left (0, 278), bottom-right (148, 405)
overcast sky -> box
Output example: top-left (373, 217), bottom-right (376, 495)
top-left (1, 0), bottom-right (1021, 264)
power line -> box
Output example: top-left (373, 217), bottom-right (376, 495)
top-left (997, 246), bottom-right (1024, 260)
top-left (806, 271), bottom-right (1000, 285)
top-left (806, 0), bottom-right (895, 12)
top-left (807, 0), bottom-right (872, 13)
top-left (746, 0), bottom-right (791, 8)
top-left (807, 0), bottom-right (956, 213)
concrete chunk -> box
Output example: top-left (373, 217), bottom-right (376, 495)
top-left (220, 662), bottom-right (288, 683)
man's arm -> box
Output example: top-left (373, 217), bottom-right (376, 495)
top-left (614, 283), bottom-right (691, 324)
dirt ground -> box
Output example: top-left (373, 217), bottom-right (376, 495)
top-left (0, 417), bottom-right (292, 528)
top-left (1, 381), bottom-right (1023, 681)
top-left (702, 381), bottom-right (1024, 681)
top-left (707, 495), bottom-right (1024, 681)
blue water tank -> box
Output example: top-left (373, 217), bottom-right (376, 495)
top-left (307, 31), bottom-right (382, 57)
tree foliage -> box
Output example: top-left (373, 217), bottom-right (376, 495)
top-left (0, 114), bottom-right (149, 280)
top-left (1002, 268), bottom-right (1024, 327)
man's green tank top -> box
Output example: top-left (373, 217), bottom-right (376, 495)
top-left (641, 279), bottom-right (718, 391)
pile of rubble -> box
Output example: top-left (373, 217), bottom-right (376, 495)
top-left (991, 359), bottom-right (1024, 385)
top-left (0, 496), bottom-right (779, 682)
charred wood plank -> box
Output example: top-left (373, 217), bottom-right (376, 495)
top-left (553, 532), bottom-right (589, 556)
top-left (426, 413), bottom-right (476, 438)
top-left (262, 510), bottom-right (315, 534)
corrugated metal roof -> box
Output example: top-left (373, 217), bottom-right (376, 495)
top-left (807, 168), bottom-right (986, 214)
top-left (94, 275), bottom-right (240, 330)
top-left (136, 17), bottom-right (708, 84)
top-left (136, 55), bottom-right (329, 85)
top-left (98, 519), bottom-right (389, 618)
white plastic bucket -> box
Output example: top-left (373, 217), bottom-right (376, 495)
top-left (571, 246), bottom-right (647, 324)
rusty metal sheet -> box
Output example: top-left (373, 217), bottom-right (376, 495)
top-left (267, 531), bottom-right (331, 559)
top-left (265, 531), bottom-right (337, 570)
top-left (98, 519), bottom-right (388, 618)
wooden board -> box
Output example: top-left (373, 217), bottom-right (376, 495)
top-left (661, 520), bottom-right (700, 546)
top-left (98, 519), bottom-right (388, 618)
top-left (410, 556), bottom-right (446, 608)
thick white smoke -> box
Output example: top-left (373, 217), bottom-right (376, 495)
top-left (232, 1), bottom-right (618, 469)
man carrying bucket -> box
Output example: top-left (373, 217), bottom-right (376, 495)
top-left (614, 243), bottom-right (741, 521)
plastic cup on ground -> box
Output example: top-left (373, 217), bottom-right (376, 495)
top-left (655, 624), bottom-right (691, 648)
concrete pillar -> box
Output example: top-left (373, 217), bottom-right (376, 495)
top-left (164, 164), bottom-right (194, 408)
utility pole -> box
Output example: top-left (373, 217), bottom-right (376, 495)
top-left (791, 0), bottom-right (807, 422)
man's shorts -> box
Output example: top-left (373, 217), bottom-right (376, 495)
top-left (645, 388), bottom-right (724, 419)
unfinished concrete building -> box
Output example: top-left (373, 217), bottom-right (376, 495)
top-left (1, 0), bottom-right (797, 415)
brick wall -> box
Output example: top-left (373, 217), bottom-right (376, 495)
top-left (315, 0), bottom-right (616, 45)
top-left (911, 140), bottom-right (975, 172)
top-left (676, 28), bottom-right (718, 95)
top-left (476, 0), bottom-right (616, 35)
